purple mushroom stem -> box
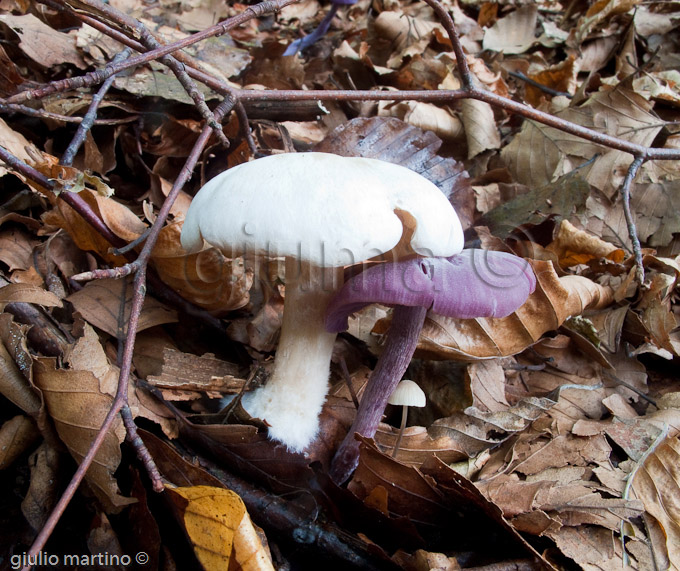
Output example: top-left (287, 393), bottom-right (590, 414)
top-left (325, 250), bottom-right (537, 485)
top-left (329, 304), bottom-right (427, 484)
top-left (283, 3), bottom-right (342, 56)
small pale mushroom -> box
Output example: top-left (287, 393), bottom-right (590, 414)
top-left (387, 380), bottom-right (426, 458)
top-left (325, 249), bottom-right (537, 482)
top-left (180, 152), bottom-right (463, 452)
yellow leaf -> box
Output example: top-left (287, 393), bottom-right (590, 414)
top-left (167, 485), bottom-right (274, 571)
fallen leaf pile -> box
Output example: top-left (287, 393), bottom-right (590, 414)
top-left (0, 0), bottom-right (679, 569)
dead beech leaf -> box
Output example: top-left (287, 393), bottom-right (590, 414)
top-left (373, 11), bottom-right (441, 68)
top-left (0, 118), bottom-right (35, 179)
top-left (151, 221), bottom-right (252, 314)
top-left (42, 188), bottom-right (146, 266)
top-left (166, 485), bottom-right (274, 571)
top-left (0, 13), bottom-right (86, 69)
top-left (547, 219), bottom-right (624, 267)
top-left (21, 443), bottom-right (61, 531)
top-left (482, 5), bottom-right (538, 55)
top-left (0, 283), bottom-right (62, 309)
top-left (0, 415), bottom-right (39, 470)
top-left (373, 424), bottom-right (469, 467)
top-left (32, 325), bottom-right (135, 512)
top-left (460, 99), bottom-right (500, 158)
top-left (0, 227), bottom-right (40, 272)
top-left (0, 337), bottom-right (41, 414)
top-left (378, 101), bottom-right (463, 142)
top-left (525, 56), bottom-right (579, 108)
top-left (408, 259), bottom-right (614, 361)
top-left (631, 435), bottom-right (680, 568)
top-left (429, 396), bottom-right (555, 458)
top-left (501, 87), bottom-right (660, 197)
top-left (67, 277), bottom-right (177, 337)
top-left (570, 0), bottom-right (639, 47)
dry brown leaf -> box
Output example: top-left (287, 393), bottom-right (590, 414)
top-left (150, 221), bottom-right (252, 314)
top-left (0, 227), bottom-right (39, 272)
top-left (378, 101), bottom-right (463, 142)
top-left (525, 56), bottom-right (580, 108)
top-left (546, 525), bottom-right (636, 570)
top-left (482, 5), bottom-right (538, 55)
top-left (42, 189), bottom-right (144, 266)
top-left (408, 259), bottom-right (614, 361)
top-left (501, 86), bottom-right (660, 197)
top-left (0, 117), bottom-right (34, 179)
top-left (0, 13), bottom-right (85, 69)
top-left (546, 219), bottom-right (624, 268)
top-left (468, 359), bottom-right (508, 412)
top-left (0, 335), bottom-right (41, 414)
top-left (166, 485), bottom-right (274, 571)
top-left (32, 324), bottom-right (135, 512)
top-left (631, 435), bottom-right (680, 568)
top-left (373, 11), bottom-right (441, 68)
top-left (67, 277), bottom-right (177, 337)
top-left (429, 396), bottom-right (555, 459)
top-left (21, 443), bottom-right (61, 531)
top-left (0, 283), bottom-right (62, 309)
top-left (373, 424), bottom-right (468, 467)
top-left (460, 99), bottom-right (500, 158)
top-left (569, 0), bottom-right (640, 47)
top-left (0, 415), bottom-right (39, 470)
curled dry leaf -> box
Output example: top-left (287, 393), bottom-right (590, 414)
top-left (428, 396), bottom-right (556, 459)
top-left (0, 283), bottom-right (62, 309)
top-left (399, 259), bottom-right (615, 361)
top-left (165, 485), bottom-right (274, 571)
top-left (32, 324), bottom-right (176, 510)
top-left (44, 189), bottom-right (252, 313)
top-left (0, 335), bottom-right (41, 414)
top-left (67, 277), bottom-right (178, 337)
top-left (32, 327), bottom-right (135, 512)
top-left (378, 101), bottom-right (463, 142)
top-left (150, 222), bottom-right (252, 314)
top-left (502, 86), bottom-right (661, 199)
top-left (631, 435), bottom-right (680, 567)
top-left (0, 117), bottom-right (34, 179)
top-left (482, 5), bottom-right (538, 55)
top-left (0, 415), bottom-right (39, 470)
top-left (21, 443), bottom-right (61, 532)
top-left (460, 98), bottom-right (501, 158)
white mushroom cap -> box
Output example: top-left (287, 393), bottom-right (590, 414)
top-left (388, 380), bottom-right (426, 407)
top-left (180, 152), bottom-right (463, 266)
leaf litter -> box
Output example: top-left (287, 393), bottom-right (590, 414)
top-left (0, 0), bottom-right (679, 569)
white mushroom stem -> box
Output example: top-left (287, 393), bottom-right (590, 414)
top-left (391, 406), bottom-right (409, 458)
top-left (241, 257), bottom-right (343, 452)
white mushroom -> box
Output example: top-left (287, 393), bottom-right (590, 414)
top-left (387, 379), bottom-right (426, 458)
top-left (180, 152), bottom-right (463, 452)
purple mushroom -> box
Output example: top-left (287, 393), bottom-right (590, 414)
top-left (283, 0), bottom-right (356, 56)
top-left (325, 249), bottom-right (536, 484)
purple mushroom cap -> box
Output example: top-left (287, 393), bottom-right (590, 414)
top-left (325, 249), bottom-right (536, 333)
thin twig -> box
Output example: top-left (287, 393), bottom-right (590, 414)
top-left (0, 101), bottom-right (136, 124)
top-left (619, 156), bottom-right (646, 283)
top-left (60, 49), bottom-right (131, 167)
top-left (509, 70), bottom-right (574, 98)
